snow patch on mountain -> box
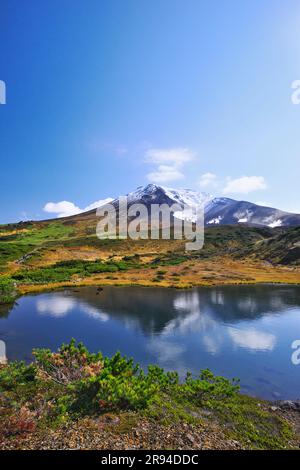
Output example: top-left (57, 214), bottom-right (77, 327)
top-left (268, 219), bottom-right (282, 228)
top-left (174, 209), bottom-right (197, 223)
top-left (234, 210), bottom-right (253, 223)
top-left (124, 184), bottom-right (212, 223)
top-left (207, 216), bottom-right (223, 225)
top-left (162, 186), bottom-right (212, 209)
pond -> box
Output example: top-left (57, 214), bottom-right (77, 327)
top-left (0, 285), bottom-right (300, 400)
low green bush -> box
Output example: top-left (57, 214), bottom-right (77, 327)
top-left (0, 340), bottom-right (237, 420)
top-left (0, 276), bottom-right (18, 304)
top-left (0, 341), bottom-right (294, 449)
top-left (182, 369), bottom-right (239, 404)
top-left (11, 259), bottom-right (141, 284)
top-left (0, 361), bottom-right (36, 390)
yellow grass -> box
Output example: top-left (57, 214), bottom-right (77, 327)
top-left (18, 256), bottom-right (300, 296)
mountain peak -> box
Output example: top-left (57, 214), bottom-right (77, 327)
top-left (127, 184), bottom-right (212, 207)
top-left (93, 184), bottom-right (300, 228)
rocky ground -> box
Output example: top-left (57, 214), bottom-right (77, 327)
top-left (0, 416), bottom-right (241, 450)
top-left (1, 402), bottom-right (300, 451)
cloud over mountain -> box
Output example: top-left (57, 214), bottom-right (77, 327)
top-left (223, 176), bottom-right (267, 194)
top-left (43, 198), bottom-right (113, 218)
top-left (146, 147), bottom-right (195, 183)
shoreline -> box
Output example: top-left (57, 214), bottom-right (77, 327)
top-left (12, 255), bottom-right (300, 296)
top-left (17, 277), bottom-right (300, 297)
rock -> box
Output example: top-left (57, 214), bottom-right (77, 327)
top-left (231, 440), bottom-right (241, 448)
top-left (189, 409), bottom-right (210, 418)
top-left (276, 400), bottom-right (300, 412)
top-left (199, 409), bottom-right (212, 417)
top-left (186, 433), bottom-right (197, 445)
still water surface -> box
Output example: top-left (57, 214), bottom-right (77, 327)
top-left (0, 285), bottom-right (299, 399)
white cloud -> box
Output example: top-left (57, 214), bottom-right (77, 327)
top-left (147, 165), bottom-right (184, 183)
top-left (36, 295), bottom-right (109, 321)
top-left (199, 172), bottom-right (217, 189)
top-left (83, 198), bottom-right (114, 212)
top-left (37, 296), bottom-right (76, 317)
top-left (223, 176), bottom-right (267, 194)
top-left (146, 337), bottom-right (186, 364)
top-left (81, 305), bottom-right (109, 322)
top-left (43, 201), bottom-right (81, 218)
top-left (145, 147), bottom-right (194, 166)
top-left (43, 198), bottom-right (113, 218)
top-left (228, 327), bottom-right (276, 351)
top-left (145, 147), bottom-right (195, 183)
top-left (202, 334), bottom-right (222, 355)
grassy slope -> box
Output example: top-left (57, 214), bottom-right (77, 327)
top-left (251, 226), bottom-right (300, 265)
top-left (0, 219), bottom-right (299, 301)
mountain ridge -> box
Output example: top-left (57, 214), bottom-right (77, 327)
top-left (66, 183), bottom-right (300, 229)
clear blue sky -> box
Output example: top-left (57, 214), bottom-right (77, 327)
top-left (1, 0), bottom-right (300, 222)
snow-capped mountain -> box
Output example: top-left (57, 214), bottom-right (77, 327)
top-left (90, 184), bottom-right (300, 228)
top-left (204, 197), bottom-right (300, 228)
top-left (125, 184), bottom-right (212, 210)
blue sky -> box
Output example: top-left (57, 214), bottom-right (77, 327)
top-left (0, 0), bottom-right (300, 222)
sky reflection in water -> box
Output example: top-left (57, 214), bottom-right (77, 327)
top-left (0, 285), bottom-right (299, 400)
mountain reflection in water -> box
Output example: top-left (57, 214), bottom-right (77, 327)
top-left (0, 285), bottom-right (299, 400)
